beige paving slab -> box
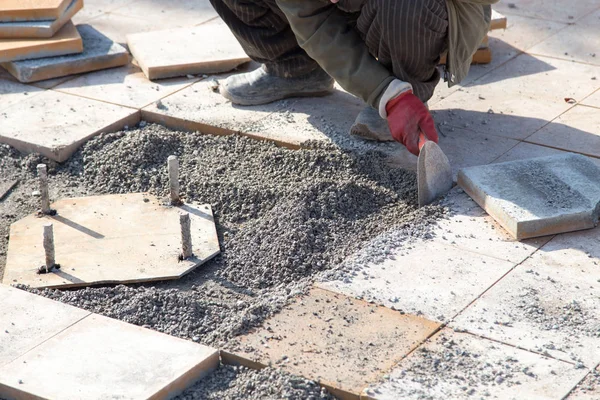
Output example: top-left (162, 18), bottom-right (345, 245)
top-left (318, 240), bottom-right (515, 323)
top-left (128, 21), bottom-right (250, 80)
top-left (451, 227), bottom-right (600, 366)
top-left (582, 89), bottom-right (600, 108)
top-left (29, 74), bottom-right (78, 89)
top-left (234, 287), bottom-right (440, 396)
top-left (529, 9), bottom-right (600, 66)
top-left (431, 54), bottom-right (600, 140)
top-left (0, 21), bottom-right (83, 63)
top-left (493, 0), bottom-right (600, 23)
top-left (0, 77), bottom-right (43, 112)
top-left (0, 90), bottom-right (139, 162)
top-left (493, 142), bottom-right (600, 168)
top-left (0, 0), bottom-right (82, 39)
top-left (0, 313), bottom-right (219, 400)
top-left (81, 12), bottom-right (175, 45)
top-left (433, 187), bottom-right (553, 263)
top-left (435, 126), bottom-right (519, 179)
top-left (3, 193), bottom-right (221, 289)
top-left (0, 0), bottom-right (71, 22)
top-left (72, 0), bottom-right (137, 24)
top-left (566, 368), bottom-right (600, 399)
top-left (3, 24), bottom-right (129, 84)
top-left (0, 284), bottom-right (91, 368)
top-left (113, 0), bottom-right (218, 28)
top-left (458, 154), bottom-right (600, 240)
top-left (525, 105), bottom-right (600, 158)
top-left (490, 9), bottom-right (508, 30)
top-left (55, 64), bottom-right (196, 109)
top-left (141, 73), bottom-right (286, 137)
top-left (364, 329), bottom-right (588, 400)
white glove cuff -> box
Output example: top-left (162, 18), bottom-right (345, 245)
top-left (378, 79), bottom-right (413, 119)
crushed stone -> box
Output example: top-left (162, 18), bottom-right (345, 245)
top-left (2, 124), bottom-right (443, 349)
top-left (567, 369), bottom-right (600, 398)
top-left (174, 364), bottom-right (334, 400)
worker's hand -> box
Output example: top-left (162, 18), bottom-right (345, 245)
top-left (386, 91), bottom-right (438, 156)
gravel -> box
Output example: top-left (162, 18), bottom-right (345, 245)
top-left (1, 123), bottom-right (443, 350)
top-left (174, 364), bottom-right (334, 400)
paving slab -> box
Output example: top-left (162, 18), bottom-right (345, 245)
top-left (2, 193), bottom-right (220, 289)
top-left (55, 64), bottom-right (196, 109)
top-left (566, 368), bottom-right (600, 399)
top-left (451, 227), bottom-right (600, 367)
top-left (318, 240), bottom-right (515, 323)
top-left (0, 89), bottom-right (139, 162)
top-left (363, 329), bottom-right (588, 400)
top-left (112, 0), bottom-right (218, 29)
top-left (0, 313), bottom-right (219, 400)
top-left (582, 90), bottom-right (600, 108)
top-left (0, 0), bottom-right (82, 39)
top-left (141, 72), bottom-right (286, 138)
top-left (528, 9), bottom-right (600, 66)
top-left (0, 0), bottom-right (72, 22)
top-left (490, 9), bottom-right (508, 30)
top-left (72, 0), bottom-right (137, 24)
top-left (233, 288), bottom-right (440, 396)
top-left (433, 187), bottom-right (553, 263)
top-left (0, 284), bottom-right (91, 368)
top-left (431, 54), bottom-right (600, 141)
top-left (493, 142), bottom-right (600, 168)
top-left (458, 154), bottom-right (600, 240)
top-left (525, 105), bottom-right (600, 159)
top-left (2, 24), bottom-right (129, 83)
top-left (0, 21), bottom-right (82, 63)
top-left (0, 77), bottom-right (43, 112)
top-left (493, 0), bottom-right (600, 23)
top-left (128, 21), bottom-right (250, 80)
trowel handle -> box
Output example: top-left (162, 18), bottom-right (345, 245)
top-left (418, 131), bottom-right (428, 151)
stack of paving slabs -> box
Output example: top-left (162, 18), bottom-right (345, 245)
top-left (440, 9), bottom-right (507, 66)
top-left (0, 1), bottom-right (129, 83)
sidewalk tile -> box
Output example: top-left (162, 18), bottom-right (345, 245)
top-left (493, 0), bottom-right (600, 23)
top-left (0, 78), bottom-right (43, 111)
top-left (493, 142), bottom-right (600, 167)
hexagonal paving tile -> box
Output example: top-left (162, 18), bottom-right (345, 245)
top-left (2, 193), bottom-right (220, 289)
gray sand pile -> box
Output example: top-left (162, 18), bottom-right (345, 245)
top-left (174, 364), bottom-right (334, 400)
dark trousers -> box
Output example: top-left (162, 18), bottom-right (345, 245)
top-left (209, 0), bottom-right (448, 102)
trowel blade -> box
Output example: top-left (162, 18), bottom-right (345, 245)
top-left (417, 141), bottom-right (453, 207)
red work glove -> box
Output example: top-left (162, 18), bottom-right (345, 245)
top-left (386, 90), bottom-right (438, 156)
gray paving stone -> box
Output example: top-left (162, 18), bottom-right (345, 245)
top-left (2, 24), bottom-right (128, 83)
top-left (458, 154), bottom-right (600, 240)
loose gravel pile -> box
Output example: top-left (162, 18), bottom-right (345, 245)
top-left (174, 364), bottom-right (334, 400)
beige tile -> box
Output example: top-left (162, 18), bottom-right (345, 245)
top-left (141, 73), bottom-right (285, 136)
top-left (2, 193), bottom-right (221, 289)
top-left (0, 0), bottom-right (83, 39)
top-left (451, 227), bottom-right (600, 366)
top-left (54, 64), bottom-right (196, 109)
top-left (433, 187), bottom-right (553, 263)
top-left (493, 0), bottom-right (600, 23)
top-left (0, 0), bottom-right (71, 22)
top-left (72, 0), bottom-right (137, 23)
top-left (113, 0), bottom-right (217, 29)
top-left (525, 105), bottom-right (600, 158)
top-left (566, 368), bottom-right (600, 400)
top-left (432, 54), bottom-right (600, 140)
top-left (29, 74), bottom-right (78, 89)
top-left (582, 89), bottom-right (600, 108)
top-left (435, 126), bottom-right (519, 179)
top-left (365, 329), bottom-right (588, 400)
top-left (0, 313), bottom-right (219, 400)
top-left (0, 90), bottom-right (139, 162)
top-left (318, 240), bottom-right (515, 323)
top-left (529, 10), bottom-right (600, 66)
top-left (0, 78), bottom-right (43, 111)
top-left (0, 285), bottom-right (91, 367)
top-left (128, 21), bottom-right (250, 80)
top-left (81, 13), bottom-right (174, 46)
top-left (493, 141), bottom-right (600, 167)
top-left (234, 288), bottom-right (440, 396)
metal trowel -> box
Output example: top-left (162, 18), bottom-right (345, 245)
top-left (417, 132), bottom-right (453, 207)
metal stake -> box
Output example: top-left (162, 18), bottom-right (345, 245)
top-left (37, 164), bottom-right (50, 214)
top-left (168, 155), bottom-right (180, 205)
top-left (180, 213), bottom-right (192, 259)
top-left (43, 224), bottom-right (55, 273)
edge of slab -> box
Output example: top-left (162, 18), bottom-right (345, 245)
top-left (0, 0), bottom-right (83, 39)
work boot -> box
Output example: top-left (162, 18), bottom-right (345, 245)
top-left (220, 67), bottom-right (335, 106)
top-left (350, 106), bottom-right (394, 142)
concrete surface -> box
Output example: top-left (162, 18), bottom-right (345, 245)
top-left (458, 154), bottom-right (600, 239)
top-left (128, 21), bottom-right (250, 80)
top-left (2, 24), bottom-right (128, 83)
top-left (0, 0), bottom-right (82, 39)
top-left (0, 21), bottom-right (82, 63)
top-left (2, 193), bottom-right (220, 289)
